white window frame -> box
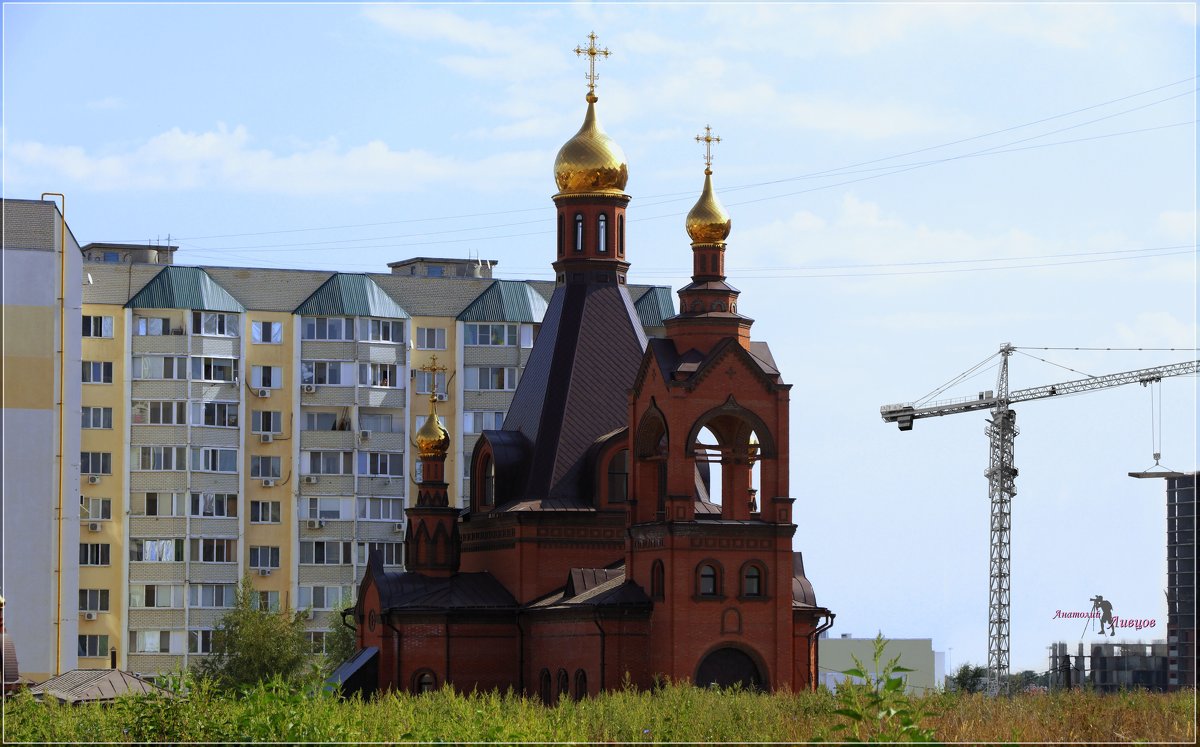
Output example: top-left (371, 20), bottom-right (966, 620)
top-left (190, 537), bottom-right (237, 564)
top-left (361, 318), bottom-right (404, 343)
top-left (132, 355), bottom-right (188, 380)
top-left (304, 451), bottom-right (353, 476)
top-left (250, 365), bottom-right (282, 389)
top-left (192, 401), bottom-right (239, 428)
top-left (191, 356), bottom-right (238, 383)
top-left (81, 406), bottom-right (113, 429)
top-left (82, 315), bottom-right (113, 338)
top-left (302, 316), bottom-right (354, 341)
top-left (82, 360), bottom-right (113, 384)
top-left (359, 363), bottom-right (400, 388)
top-left (250, 455), bottom-right (281, 479)
top-left (80, 496), bottom-right (112, 521)
top-left (465, 366), bottom-right (517, 391)
top-left (359, 451), bottom-right (404, 477)
top-left (357, 496), bottom-right (405, 521)
top-left (249, 500), bottom-right (281, 524)
top-left (189, 492), bottom-right (237, 518)
top-left (81, 451), bottom-right (112, 475)
top-left (251, 320), bottom-right (283, 344)
top-left (301, 360), bottom-right (350, 386)
top-left (415, 327), bottom-right (446, 350)
top-left (464, 323), bottom-right (517, 347)
top-left (134, 316), bottom-right (172, 336)
top-left (251, 410), bottom-right (283, 434)
top-left (249, 545), bottom-right (281, 569)
top-left (192, 311), bottom-right (240, 337)
top-left (135, 446), bottom-right (186, 471)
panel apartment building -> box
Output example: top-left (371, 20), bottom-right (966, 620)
top-left (71, 248), bottom-right (672, 676)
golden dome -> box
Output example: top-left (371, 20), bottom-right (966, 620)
top-left (553, 95), bottom-right (629, 195)
top-left (686, 169), bottom-right (731, 243)
top-left (414, 395), bottom-right (450, 459)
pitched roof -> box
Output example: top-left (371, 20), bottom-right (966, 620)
top-left (29, 669), bottom-right (171, 703)
top-left (457, 280), bottom-right (550, 323)
top-left (125, 265), bottom-right (244, 312)
top-left (528, 565), bottom-right (653, 610)
top-left (204, 267), bottom-right (334, 311)
top-left (633, 286), bottom-right (675, 328)
top-left (374, 570), bottom-right (517, 611)
top-left (294, 273), bottom-right (409, 318)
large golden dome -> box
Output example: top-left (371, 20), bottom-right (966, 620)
top-left (414, 395), bottom-right (450, 459)
top-left (554, 94), bottom-right (628, 195)
top-left (686, 169), bottom-right (731, 243)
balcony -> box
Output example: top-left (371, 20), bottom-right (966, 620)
top-left (191, 381), bottom-right (240, 401)
top-left (301, 385), bottom-right (355, 407)
top-left (300, 430), bottom-right (357, 451)
top-left (130, 471), bottom-right (188, 493)
top-left (356, 341), bottom-right (406, 365)
top-left (131, 380), bottom-right (188, 400)
top-left (193, 336), bottom-right (240, 357)
top-left (357, 476), bottom-right (406, 497)
top-left (132, 335), bottom-right (189, 355)
top-left (359, 387), bottom-right (405, 408)
top-left (301, 340), bottom-right (355, 359)
top-left (131, 425), bottom-right (187, 446)
top-left (190, 426), bottom-right (240, 448)
top-left (190, 472), bottom-right (239, 493)
top-left (298, 474), bottom-right (354, 495)
top-left (358, 431), bottom-right (406, 452)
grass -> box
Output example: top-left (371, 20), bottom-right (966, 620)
top-left (3, 679), bottom-right (1195, 743)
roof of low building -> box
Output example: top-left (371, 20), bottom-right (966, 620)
top-left (29, 669), bottom-right (171, 704)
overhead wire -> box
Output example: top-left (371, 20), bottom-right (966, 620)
top-left (1013, 350), bottom-right (1096, 379)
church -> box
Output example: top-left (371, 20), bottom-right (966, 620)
top-left (343, 35), bottom-right (833, 699)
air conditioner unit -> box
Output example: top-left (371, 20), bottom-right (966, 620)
top-left (260, 433), bottom-right (274, 444)
top-left (306, 519), bottom-right (325, 530)
top-left (435, 393), bottom-right (448, 402)
top-left (171, 327), bottom-right (185, 335)
top-left (87, 475), bottom-right (100, 485)
top-left (257, 388), bottom-right (271, 398)
top-left (392, 522), bottom-right (405, 533)
top-left (302, 384), bottom-right (317, 393)
top-left (261, 479), bottom-right (276, 488)
top-left (359, 430), bottom-right (370, 440)
top-left (257, 568), bottom-right (272, 577)
top-left (303, 476), bottom-right (319, 485)
top-left (87, 522), bottom-right (102, 533)
top-left (83, 611), bottom-right (98, 621)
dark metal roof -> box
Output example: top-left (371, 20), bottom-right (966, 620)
top-left (125, 266), bottom-right (245, 312)
top-left (529, 566), bottom-right (653, 610)
top-left (294, 273), bottom-right (410, 318)
top-left (792, 552), bottom-right (818, 607)
top-left (457, 280), bottom-right (550, 323)
top-left (29, 669), bottom-right (171, 703)
top-left (375, 570), bottom-right (517, 611)
top-left (634, 286), bottom-right (675, 328)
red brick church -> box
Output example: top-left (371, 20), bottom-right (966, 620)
top-left (342, 35), bottom-right (833, 699)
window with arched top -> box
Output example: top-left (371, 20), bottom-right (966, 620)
top-left (574, 669), bottom-right (587, 701)
top-left (598, 214), bottom-right (608, 252)
top-left (481, 456), bottom-right (495, 507)
top-left (413, 669), bottom-right (437, 693)
top-left (574, 214), bottom-right (584, 252)
top-left (607, 449), bottom-right (629, 503)
top-left (539, 668), bottom-right (552, 702)
top-left (698, 563), bottom-right (719, 597)
top-left (618, 215), bottom-right (625, 257)
top-left (557, 668), bottom-right (569, 700)
top-left (742, 563), bottom-right (764, 597)
top-left (557, 214), bottom-right (564, 257)
top-left (650, 559), bottom-right (665, 601)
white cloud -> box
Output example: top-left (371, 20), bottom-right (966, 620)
top-left (1113, 312), bottom-right (1196, 349)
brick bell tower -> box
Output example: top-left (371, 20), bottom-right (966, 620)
top-left (403, 357), bottom-right (459, 576)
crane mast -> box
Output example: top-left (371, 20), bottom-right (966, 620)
top-left (881, 346), bottom-right (1199, 695)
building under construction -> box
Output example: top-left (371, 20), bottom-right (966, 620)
top-left (1166, 473), bottom-right (1196, 691)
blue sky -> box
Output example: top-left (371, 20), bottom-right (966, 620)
top-left (4, 1), bottom-right (1196, 674)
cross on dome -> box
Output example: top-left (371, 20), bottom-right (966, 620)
top-left (574, 31), bottom-right (611, 99)
top-left (695, 125), bottom-right (721, 174)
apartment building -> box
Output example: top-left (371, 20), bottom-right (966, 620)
top-left (73, 254), bottom-right (672, 675)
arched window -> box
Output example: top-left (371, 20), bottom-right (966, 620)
top-left (650, 560), bottom-right (665, 601)
top-left (413, 669), bottom-right (437, 693)
top-left (618, 215), bottom-right (625, 257)
top-left (482, 456), bottom-right (495, 507)
top-left (539, 668), bottom-right (552, 703)
top-left (607, 449), bottom-right (629, 503)
top-left (557, 668), bottom-right (569, 700)
top-left (574, 669), bottom-right (587, 701)
top-left (742, 564), bottom-right (763, 597)
top-left (597, 214), bottom-right (608, 252)
top-left (557, 214), bottom-right (564, 257)
top-left (574, 214), bottom-right (584, 252)
top-left (698, 563), bottom-right (719, 597)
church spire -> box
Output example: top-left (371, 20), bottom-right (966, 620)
top-left (404, 357), bottom-right (460, 575)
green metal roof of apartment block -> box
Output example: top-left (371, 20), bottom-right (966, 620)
top-left (634, 286), bottom-right (676, 328)
top-left (125, 266), bottom-right (245, 312)
top-left (294, 273), bottom-right (410, 318)
top-left (457, 280), bottom-right (550, 323)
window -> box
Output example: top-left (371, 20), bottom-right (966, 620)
top-left (189, 584), bottom-right (235, 608)
top-left (132, 400), bottom-right (187, 425)
top-left (80, 497), bottom-right (112, 521)
top-left (464, 323), bottom-right (517, 346)
top-left (302, 317), bottom-right (354, 341)
top-left (742, 564), bottom-right (764, 598)
top-left (414, 370), bottom-right (447, 395)
top-left (81, 452), bottom-right (112, 475)
top-left (131, 584), bottom-right (183, 609)
top-left (190, 538), bottom-right (236, 563)
top-left (78, 634), bottom-right (110, 658)
top-left (308, 497), bottom-right (347, 520)
top-left (306, 451), bottom-right (353, 475)
top-left (359, 412), bottom-right (399, 433)
top-left (82, 315), bottom-right (113, 338)
top-left (574, 214), bottom-right (584, 252)
top-left (300, 541), bottom-right (353, 565)
top-left (426, 266), bottom-right (445, 278)
top-left (81, 406), bottom-right (113, 429)
top-left (618, 215), bottom-right (625, 257)
top-left (303, 411), bottom-right (342, 431)
top-left (598, 213), bottom-right (607, 252)
top-left (188, 629), bottom-right (215, 654)
top-left (558, 669), bottom-right (569, 700)
top-left (539, 669), bottom-right (552, 703)
top-left (574, 669), bottom-right (587, 701)
top-left (132, 355), bottom-right (187, 380)
top-left (251, 365), bottom-right (282, 389)
top-left (299, 585), bottom-right (354, 611)
top-left (607, 449), bottom-right (629, 503)
top-left (359, 363), bottom-right (399, 388)
top-left (190, 492), bottom-right (237, 518)
top-left (102, 251), bottom-right (120, 263)
top-left (250, 500), bottom-right (281, 523)
top-left (481, 456), bottom-right (495, 507)
top-left (465, 367), bottom-right (517, 391)
top-left (82, 361), bottom-right (113, 384)
top-left (302, 360), bottom-right (349, 385)
top-left (650, 560), bottom-right (665, 601)
top-left (78, 589), bottom-right (110, 612)
top-left (135, 446), bottom-right (186, 471)
top-left (307, 631), bottom-right (328, 654)
top-left (258, 591), bottom-right (280, 612)
top-left (251, 321), bottom-right (283, 344)
top-left (415, 327), bottom-right (446, 350)
top-left (358, 496), bottom-right (405, 521)
top-left (192, 311), bottom-right (239, 337)
top-left (251, 456), bottom-right (281, 479)
top-left (134, 316), bottom-right (171, 336)
top-left (356, 541), bottom-right (402, 566)
top-left (361, 318), bottom-right (404, 343)
top-left (698, 563), bottom-right (719, 597)
top-left (79, 543), bottom-right (111, 566)
top-left (519, 324), bottom-right (534, 348)
top-left (464, 411), bottom-right (504, 434)
top-left (192, 401), bottom-right (238, 428)
top-left (557, 214), bottom-right (564, 256)
top-left (191, 447), bottom-right (238, 473)
top-left (191, 356), bottom-right (238, 383)
top-left (359, 451), bottom-right (404, 477)
top-left (131, 630), bottom-right (172, 654)
top-left (252, 410), bottom-right (282, 434)
top-left (249, 545), bottom-right (280, 569)
top-left (130, 538), bottom-right (183, 562)
top-left (142, 492), bottom-right (184, 517)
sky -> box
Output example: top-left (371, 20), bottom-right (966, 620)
top-left (3, 1), bottom-right (1196, 675)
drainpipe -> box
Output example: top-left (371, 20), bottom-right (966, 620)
top-left (516, 611), bottom-right (526, 693)
top-left (593, 610), bottom-right (607, 691)
top-left (808, 611), bottom-right (835, 691)
top-left (383, 616), bottom-right (403, 691)
top-left (42, 192), bottom-right (66, 676)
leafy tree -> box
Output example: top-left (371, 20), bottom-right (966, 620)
top-left (194, 573), bottom-right (312, 690)
top-left (949, 663), bottom-right (988, 693)
top-left (322, 602), bottom-right (359, 673)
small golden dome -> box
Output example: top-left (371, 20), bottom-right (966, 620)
top-left (553, 95), bottom-right (628, 195)
top-left (414, 395), bottom-right (450, 459)
top-left (686, 169), bottom-right (731, 243)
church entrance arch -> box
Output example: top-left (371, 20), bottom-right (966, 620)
top-left (694, 646), bottom-right (766, 690)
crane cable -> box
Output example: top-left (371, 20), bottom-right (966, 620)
top-left (913, 351), bottom-right (1000, 407)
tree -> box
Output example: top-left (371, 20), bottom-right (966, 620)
top-left (322, 602), bottom-right (359, 674)
top-left (194, 574), bottom-right (312, 690)
top-left (949, 663), bottom-right (987, 693)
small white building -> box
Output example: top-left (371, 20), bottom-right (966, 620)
top-left (819, 634), bottom-right (944, 694)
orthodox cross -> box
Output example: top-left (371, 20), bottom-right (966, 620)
top-left (696, 125), bottom-right (721, 172)
top-left (419, 355), bottom-right (449, 401)
top-left (574, 32), bottom-right (611, 96)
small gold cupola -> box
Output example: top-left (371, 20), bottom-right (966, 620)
top-left (415, 393), bottom-right (450, 459)
top-left (686, 126), bottom-right (731, 244)
top-left (553, 32), bottom-right (629, 196)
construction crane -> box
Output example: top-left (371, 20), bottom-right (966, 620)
top-left (880, 344), bottom-right (1199, 695)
